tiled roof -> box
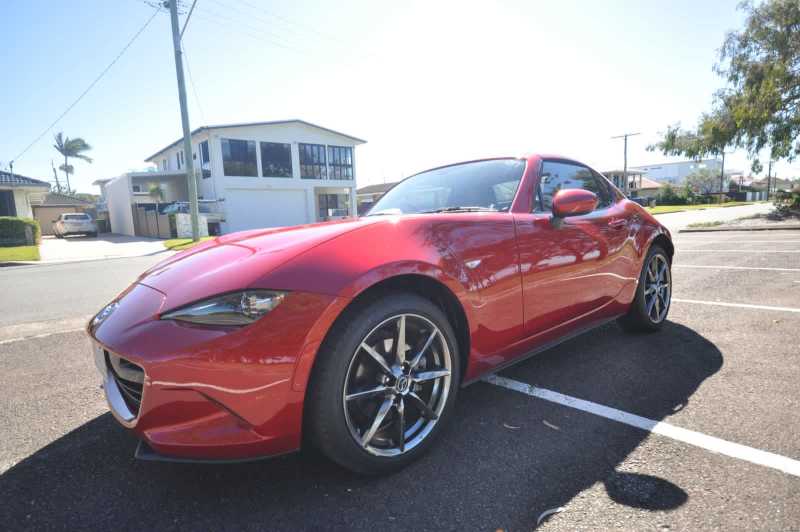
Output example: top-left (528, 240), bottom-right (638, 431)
top-left (0, 171), bottom-right (50, 188)
top-left (38, 193), bottom-right (92, 206)
top-left (357, 182), bottom-right (399, 195)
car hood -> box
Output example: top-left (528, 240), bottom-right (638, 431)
top-left (138, 218), bottom-right (378, 310)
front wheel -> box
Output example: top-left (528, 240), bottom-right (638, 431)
top-left (306, 292), bottom-right (460, 474)
top-left (618, 244), bottom-right (671, 332)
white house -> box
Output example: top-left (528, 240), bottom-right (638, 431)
top-left (102, 119), bottom-right (365, 237)
top-left (631, 159), bottom-right (723, 185)
top-left (0, 171), bottom-right (50, 218)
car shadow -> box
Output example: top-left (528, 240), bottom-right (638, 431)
top-left (0, 321), bottom-right (720, 531)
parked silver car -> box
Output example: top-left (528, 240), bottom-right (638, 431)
top-left (53, 213), bottom-right (98, 238)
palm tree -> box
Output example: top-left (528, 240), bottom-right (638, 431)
top-left (53, 132), bottom-right (93, 193)
top-left (148, 183), bottom-right (164, 203)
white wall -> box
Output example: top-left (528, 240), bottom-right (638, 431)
top-left (12, 189), bottom-right (33, 218)
top-left (633, 159), bottom-right (722, 185)
top-left (106, 176), bottom-right (135, 236)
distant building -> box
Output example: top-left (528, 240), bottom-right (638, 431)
top-left (101, 119), bottom-right (365, 237)
top-left (356, 182), bottom-right (398, 214)
top-left (0, 171), bottom-right (49, 218)
top-left (601, 169), bottom-right (647, 193)
top-left (631, 159), bottom-right (723, 185)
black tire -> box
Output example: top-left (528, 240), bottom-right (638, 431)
top-left (306, 292), bottom-right (460, 474)
top-left (618, 244), bottom-right (671, 333)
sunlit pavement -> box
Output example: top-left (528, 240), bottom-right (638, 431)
top-left (38, 234), bottom-right (168, 263)
top-left (1, 229), bottom-right (798, 530)
top-left (652, 202), bottom-right (773, 232)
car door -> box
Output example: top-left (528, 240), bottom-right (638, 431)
top-left (513, 159), bottom-right (627, 338)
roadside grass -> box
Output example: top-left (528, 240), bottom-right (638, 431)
top-left (163, 237), bottom-right (213, 251)
top-left (0, 245), bottom-right (40, 262)
top-left (646, 201), bottom-right (760, 215)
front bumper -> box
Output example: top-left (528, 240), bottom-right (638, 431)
top-left (89, 283), bottom-right (343, 461)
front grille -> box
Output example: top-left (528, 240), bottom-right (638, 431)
top-left (106, 352), bottom-right (144, 417)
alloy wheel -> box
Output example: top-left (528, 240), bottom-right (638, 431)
top-left (644, 253), bottom-right (671, 323)
top-left (343, 313), bottom-right (452, 457)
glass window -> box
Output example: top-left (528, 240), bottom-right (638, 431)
top-left (161, 159), bottom-right (167, 171)
top-left (63, 213), bottom-right (90, 220)
top-left (221, 138), bottom-right (258, 177)
top-left (327, 146), bottom-right (353, 179)
top-left (199, 140), bottom-right (211, 178)
top-left (537, 161), bottom-right (610, 212)
top-left (299, 143), bottom-right (327, 179)
top-left (369, 159), bottom-right (525, 215)
top-left (176, 151), bottom-right (181, 170)
top-left (318, 193), bottom-right (351, 219)
top-left (260, 142), bottom-right (292, 177)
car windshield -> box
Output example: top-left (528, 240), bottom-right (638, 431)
top-left (368, 158), bottom-right (526, 216)
top-left (63, 214), bottom-right (90, 221)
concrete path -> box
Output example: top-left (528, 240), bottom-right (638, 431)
top-left (652, 202), bottom-right (773, 232)
top-left (38, 234), bottom-right (168, 262)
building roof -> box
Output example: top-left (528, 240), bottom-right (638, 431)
top-left (631, 158), bottom-right (721, 169)
top-left (633, 177), bottom-right (663, 190)
top-left (602, 169), bottom-right (646, 176)
top-left (92, 178), bottom-right (112, 186)
top-left (145, 119), bottom-right (367, 162)
top-left (357, 182), bottom-right (398, 195)
top-left (37, 193), bottom-right (93, 206)
top-left (0, 171), bottom-right (50, 188)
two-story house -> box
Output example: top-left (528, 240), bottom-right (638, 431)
top-left (102, 119), bottom-right (365, 237)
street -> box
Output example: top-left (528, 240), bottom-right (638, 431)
top-left (1, 209), bottom-right (799, 531)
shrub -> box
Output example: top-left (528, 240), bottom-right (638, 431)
top-left (655, 183), bottom-right (688, 205)
top-left (0, 216), bottom-right (41, 247)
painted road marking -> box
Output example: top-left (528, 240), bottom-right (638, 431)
top-left (484, 374), bottom-right (800, 478)
top-left (0, 315), bottom-right (91, 345)
top-left (0, 328), bottom-right (85, 346)
top-left (674, 265), bottom-right (800, 273)
top-left (672, 298), bottom-right (800, 313)
top-left (676, 249), bottom-right (800, 253)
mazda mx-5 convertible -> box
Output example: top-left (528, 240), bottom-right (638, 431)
top-left (88, 154), bottom-right (673, 474)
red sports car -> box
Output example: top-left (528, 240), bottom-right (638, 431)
top-left (88, 155), bottom-right (673, 473)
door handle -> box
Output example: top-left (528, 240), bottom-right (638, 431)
top-left (609, 218), bottom-right (627, 229)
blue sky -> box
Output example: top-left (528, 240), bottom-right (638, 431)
top-left (1, 0), bottom-right (797, 193)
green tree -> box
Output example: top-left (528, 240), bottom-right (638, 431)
top-left (53, 132), bottom-right (93, 194)
top-left (651, 1), bottom-right (800, 181)
top-left (148, 183), bottom-right (164, 203)
top-left (685, 168), bottom-right (721, 195)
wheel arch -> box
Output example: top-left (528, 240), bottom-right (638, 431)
top-left (650, 232), bottom-right (674, 262)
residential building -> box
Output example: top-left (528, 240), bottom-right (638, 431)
top-left (0, 171), bottom-right (50, 218)
top-left (356, 182), bottom-right (398, 214)
top-left (102, 119), bottom-right (365, 237)
top-left (30, 193), bottom-right (94, 235)
top-left (601, 169), bottom-right (647, 194)
top-left (631, 159), bottom-right (723, 185)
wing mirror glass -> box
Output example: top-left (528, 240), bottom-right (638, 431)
top-left (552, 189), bottom-right (598, 218)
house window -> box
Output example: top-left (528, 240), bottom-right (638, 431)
top-left (318, 193), bottom-right (350, 220)
top-left (199, 140), bottom-right (211, 178)
top-left (132, 184), bottom-right (142, 193)
top-left (260, 142), bottom-right (292, 177)
top-left (299, 143), bottom-right (327, 179)
top-left (327, 146), bottom-right (353, 179)
top-left (161, 159), bottom-right (167, 171)
top-left (221, 138), bottom-right (258, 177)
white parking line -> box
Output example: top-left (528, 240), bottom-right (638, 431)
top-left (483, 374), bottom-right (800, 478)
top-left (676, 250), bottom-right (800, 253)
top-left (672, 298), bottom-right (800, 313)
top-left (674, 265), bottom-right (800, 273)
top-left (675, 240), bottom-right (800, 244)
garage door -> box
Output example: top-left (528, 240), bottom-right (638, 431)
top-left (224, 189), bottom-right (309, 233)
top-left (33, 206), bottom-right (79, 235)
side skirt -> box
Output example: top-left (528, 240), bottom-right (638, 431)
top-left (461, 315), bottom-right (622, 387)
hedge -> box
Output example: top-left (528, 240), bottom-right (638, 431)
top-left (0, 216), bottom-right (41, 247)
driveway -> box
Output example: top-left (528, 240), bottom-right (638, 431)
top-left (38, 234), bottom-right (168, 263)
top-left (653, 202), bottom-right (773, 232)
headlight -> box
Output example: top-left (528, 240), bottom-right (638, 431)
top-left (161, 290), bottom-right (287, 326)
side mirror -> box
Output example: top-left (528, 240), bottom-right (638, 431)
top-left (552, 189), bottom-right (598, 218)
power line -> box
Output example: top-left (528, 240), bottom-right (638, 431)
top-left (11, 5), bottom-right (162, 165)
top-left (190, 9), bottom-right (311, 54)
top-left (182, 45), bottom-right (207, 126)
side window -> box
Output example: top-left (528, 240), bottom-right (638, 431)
top-left (537, 161), bottom-right (610, 212)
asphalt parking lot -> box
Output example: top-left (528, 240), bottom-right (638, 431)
top-left (1, 229), bottom-right (799, 531)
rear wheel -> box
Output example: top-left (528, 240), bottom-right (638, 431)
top-left (307, 292), bottom-right (460, 474)
top-left (618, 245), bottom-right (671, 332)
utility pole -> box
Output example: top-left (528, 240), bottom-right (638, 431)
top-left (766, 159), bottom-right (773, 200)
top-left (611, 132), bottom-right (640, 196)
top-left (166, 0), bottom-right (200, 241)
top-left (719, 151), bottom-right (726, 204)
top-left (51, 160), bottom-right (62, 192)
